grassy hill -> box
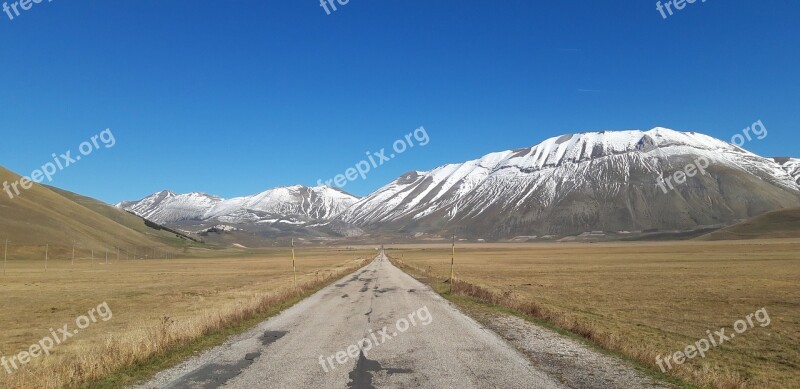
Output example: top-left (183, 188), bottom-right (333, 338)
top-left (47, 186), bottom-right (202, 243)
top-left (697, 208), bottom-right (800, 240)
top-left (0, 166), bottom-right (201, 259)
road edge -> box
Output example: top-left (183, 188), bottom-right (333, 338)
top-left (90, 258), bottom-right (371, 389)
top-left (387, 255), bottom-right (693, 389)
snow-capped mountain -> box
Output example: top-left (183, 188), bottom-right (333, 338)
top-left (334, 128), bottom-right (800, 238)
top-left (117, 191), bottom-right (222, 224)
top-left (772, 157), bottom-right (800, 186)
top-left (117, 185), bottom-right (359, 227)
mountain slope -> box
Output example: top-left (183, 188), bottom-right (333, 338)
top-left (49, 186), bottom-right (200, 243)
top-left (697, 208), bottom-right (800, 240)
top-left (334, 128), bottom-right (800, 239)
top-left (118, 185), bottom-right (359, 229)
top-left (0, 166), bottom-right (191, 257)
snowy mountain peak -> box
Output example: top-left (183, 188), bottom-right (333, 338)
top-left (335, 128), bottom-right (800, 236)
top-left (403, 128), bottom-right (740, 183)
top-left (118, 185), bottom-right (359, 225)
top-left (507, 127), bottom-right (737, 169)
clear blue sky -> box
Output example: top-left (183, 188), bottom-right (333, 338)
top-left (0, 0), bottom-right (797, 203)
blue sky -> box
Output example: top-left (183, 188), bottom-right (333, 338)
top-left (0, 0), bottom-right (798, 203)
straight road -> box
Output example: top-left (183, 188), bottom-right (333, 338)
top-left (140, 251), bottom-right (565, 388)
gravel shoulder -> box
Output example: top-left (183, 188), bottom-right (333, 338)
top-left (465, 309), bottom-right (677, 389)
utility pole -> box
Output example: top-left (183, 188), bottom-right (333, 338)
top-left (291, 238), bottom-right (297, 288)
top-left (3, 239), bottom-right (8, 276)
top-left (72, 242), bottom-right (75, 266)
top-left (45, 244), bottom-right (48, 272)
top-left (449, 235), bottom-right (455, 293)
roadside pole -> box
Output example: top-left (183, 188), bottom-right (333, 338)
top-left (291, 238), bottom-right (297, 288)
top-left (45, 244), bottom-right (48, 272)
top-left (72, 243), bottom-right (75, 266)
top-left (449, 235), bottom-right (455, 293)
top-left (3, 239), bottom-right (8, 276)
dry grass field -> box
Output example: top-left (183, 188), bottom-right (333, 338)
top-left (0, 248), bottom-right (372, 388)
top-left (390, 240), bottom-right (800, 389)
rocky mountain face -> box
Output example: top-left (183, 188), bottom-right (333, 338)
top-left (333, 128), bottom-right (800, 239)
top-left (772, 158), bottom-right (800, 186)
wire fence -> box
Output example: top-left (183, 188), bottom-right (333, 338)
top-left (1, 240), bottom-right (179, 275)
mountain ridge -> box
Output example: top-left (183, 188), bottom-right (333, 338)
top-left (333, 128), bottom-right (800, 238)
top-left (116, 128), bottom-right (800, 240)
top-left (117, 185), bottom-right (360, 229)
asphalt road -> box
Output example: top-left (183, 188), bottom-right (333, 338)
top-left (141, 251), bottom-right (566, 388)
